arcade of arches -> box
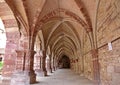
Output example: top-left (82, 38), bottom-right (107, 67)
top-left (0, 0), bottom-right (120, 85)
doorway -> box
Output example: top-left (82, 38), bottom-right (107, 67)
top-left (58, 55), bottom-right (70, 69)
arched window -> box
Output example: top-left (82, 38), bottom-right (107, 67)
top-left (0, 18), bottom-right (6, 50)
top-left (0, 18), bottom-right (6, 73)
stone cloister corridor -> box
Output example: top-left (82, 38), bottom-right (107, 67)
top-left (1, 69), bottom-right (94, 85)
top-left (0, 0), bottom-right (120, 85)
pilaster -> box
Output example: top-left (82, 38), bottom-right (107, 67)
top-left (91, 49), bottom-right (100, 85)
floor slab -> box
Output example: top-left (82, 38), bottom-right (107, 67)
top-left (0, 69), bottom-right (94, 85)
top-left (32, 69), bottom-right (94, 85)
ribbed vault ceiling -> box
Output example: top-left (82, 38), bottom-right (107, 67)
top-left (1, 0), bottom-right (97, 60)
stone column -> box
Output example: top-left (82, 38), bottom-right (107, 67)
top-left (70, 59), bottom-right (73, 69)
top-left (53, 58), bottom-right (56, 71)
top-left (40, 56), bottom-right (42, 69)
top-left (75, 58), bottom-right (79, 73)
top-left (25, 50), bottom-right (36, 84)
top-left (55, 61), bottom-right (58, 70)
top-left (49, 57), bottom-right (52, 73)
top-left (91, 49), bottom-right (100, 85)
top-left (34, 55), bottom-right (40, 70)
top-left (15, 50), bottom-right (26, 71)
top-left (42, 50), bottom-right (47, 76)
top-left (2, 40), bottom-right (17, 77)
top-left (81, 56), bottom-right (84, 74)
top-left (34, 55), bottom-right (41, 76)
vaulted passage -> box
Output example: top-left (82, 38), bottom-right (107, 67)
top-left (32, 69), bottom-right (94, 85)
top-left (0, 0), bottom-right (120, 85)
top-left (58, 55), bottom-right (70, 69)
top-left (0, 69), bottom-right (94, 85)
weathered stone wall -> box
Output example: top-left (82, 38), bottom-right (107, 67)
top-left (98, 39), bottom-right (120, 85)
top-left (82, 31), bottom-right (93, 80)
top-left (0, 2), bottom-right (21, 77)
top-left (97, 0), bottom-right (120, 85)
top-left (78, 57), bottom-right (83, 74)
top-left (83, 52), bottom-right (93, 80)
top-left (83, 33), bottom-right (91, 54)
top-left (2, 31), bottom-right (20, 77)
top-left (97, 0), bottom-right (120, 46)
top-left (70, 58), bottom-right (76, 72)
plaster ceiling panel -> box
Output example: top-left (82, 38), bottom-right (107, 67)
top-left (52, 37), bottom-right (76, 52)
top-left (51, 36), bottom-right (74, 48)
top-left (0, 2), bottom-right (15, 19)
top-left (39, 0), bottom-right (59, 20)
top-left (55, 47), bottom-right (73, 56)
top-left (48, 24), bottom-right (63, 42)
top-left (65, 21), bottom-right (84, 39)
top-left (48, 23), bottom-right (77, 46)
top-left (62, 23), bottom-right (75, 35)
top-left (41, 20), bottom-right (60, 42)
top-left (25, 0), bottom-right (46, 24)
top-left (6, 0), bottom-right (28, 25)
top-left (0, 0), bottom-right (5, 3)
top-left (54, 44), bottom-right (73, 53)
top-left (0, 2), bottom-right (13, 16)
top-left (81, 0), bottom-right (97, 28)
top-left (49, 23), bottom-right (74, 40)
top-left (59, 0), bottom-right (85, 21)
top-left (0, 1), bottom-right (18, 32)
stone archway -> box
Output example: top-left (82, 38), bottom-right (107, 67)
top-left (58, 55), bottom-right (70, 69)
top-left (0, 2), bottom-right (21, 78)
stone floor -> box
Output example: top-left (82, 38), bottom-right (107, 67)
top-left (0, 69), bottom-right (94, 85)
top-left (32, 69), bottom-right (93, 85)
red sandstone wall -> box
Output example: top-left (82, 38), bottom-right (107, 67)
top-left (2, 31), bottom-right (20, 77)
top-left (97, 0), bottom-right (120, 85)
top-left (83, 52), bottom-right (93, 80)
top-left (82, 30), bottom-right (93, 80)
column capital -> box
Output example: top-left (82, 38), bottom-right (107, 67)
top-left (91, 49), bottom-right (98, 58)
top-left (91, 49), bottom-right (100, 85)
top-left (16, 50), bottom-right (26, 54)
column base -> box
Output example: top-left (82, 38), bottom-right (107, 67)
top-left (53, 67), bottom-right (56, 71)
top-left (49, 68), bottom-right (52, 73)
top-left (35, 69), bottom-right (47, 77)
top-left (35, 69), bottom-right (42, 76)
top-left (44, 70), bottom-right (47, 76)
top-left (29, 71), bottom-right (36, 84)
